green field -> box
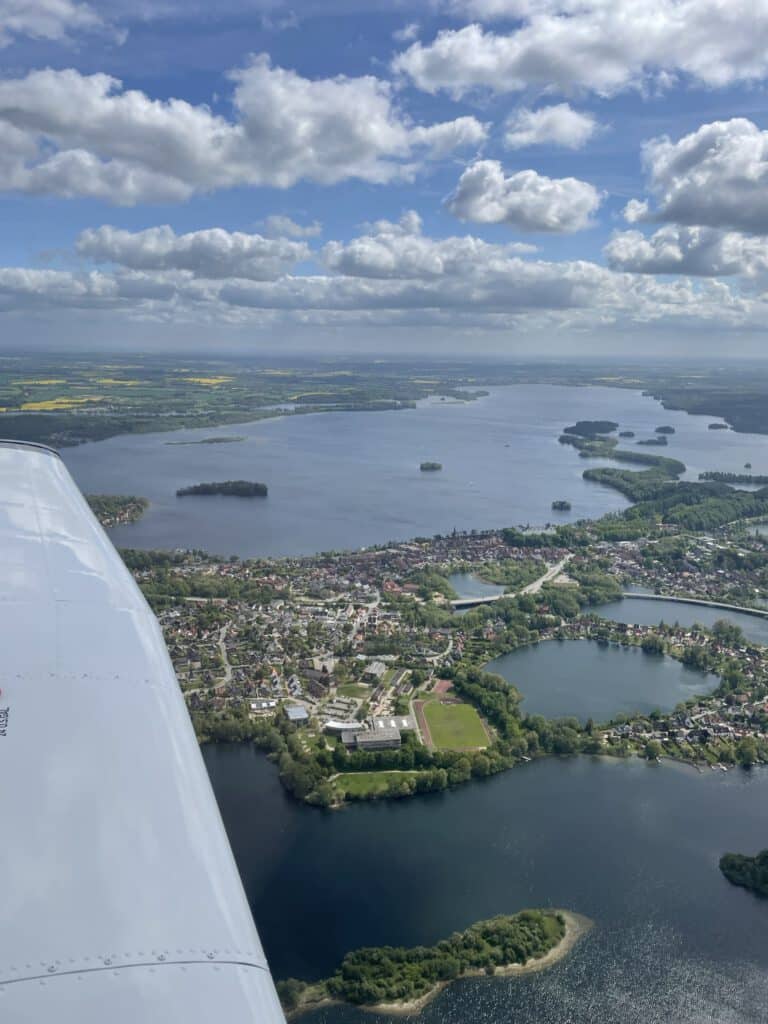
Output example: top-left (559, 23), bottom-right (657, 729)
top-left (337, 684), bottom-right (371, 699)
top-left (334, 771), bottom-right (420, 797)
top-left (423, 701), bottom-right (489, 750)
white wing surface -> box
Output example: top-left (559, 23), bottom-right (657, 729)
top-left (0, 441), bottom-right (286, 1022)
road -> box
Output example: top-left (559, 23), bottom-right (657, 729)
top-left (450, 555), bottom-right (573, 609)
top-left (520, 555), bottom-right (573, 595)
top-left (181, 623), bottom-right (232, 697)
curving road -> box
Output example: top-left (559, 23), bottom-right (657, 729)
top-left (450, 555), bottom-right (573, 609)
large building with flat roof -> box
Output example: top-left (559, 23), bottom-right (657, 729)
top-left (340, 727), bottom-right (402, 751)
top-left (373, 715), bottom-right (417, 733)
top-left (284, 705), bottom-right (309, 725)
top-left (355, 727), bottom-right (401, 750)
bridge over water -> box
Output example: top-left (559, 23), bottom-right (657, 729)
top-left (620, 592), bottom-right (768, 620)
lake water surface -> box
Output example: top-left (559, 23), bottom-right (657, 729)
top-left (61, 384), bottom-right (768, 557)
top-left (484, 640), bottom-right (717, 722)
top-left (598, 596), bottom-right (768, 647)
top-left (204, 746), bottom-right (768, 1024)
top-left (448, 572), bottom-right (506, 600)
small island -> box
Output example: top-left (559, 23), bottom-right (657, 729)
top-left (637, 436), bottom-right (668, 446)
top-left (655, 425), bottom-right (676, 434)
top-left (720, 850), bottom-right (768, 897)
top-left (618, 430), bottom-right (635, 438)
top-left (165, 435), bottom-right (245, 446)
top-left (551, 500), bottom-right (572, 511)
top-left (277, 910), bottom-right (591, 1017)
top-left (708, 422), bottom-right (729, 430)
top-left (562, 420), bottom-right (618, 437)
top-left (420, 461), bottom-right (443, 472)
top-left (176, 480), bottom-right (268, 497)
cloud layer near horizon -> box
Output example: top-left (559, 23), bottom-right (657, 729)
top-left (0, 212), bottom-right (757, 345)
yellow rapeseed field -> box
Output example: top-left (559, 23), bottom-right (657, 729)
top-left (21, 396), bottom-right (105, 411)
top-left (181, 376), bottom-right (234, 386)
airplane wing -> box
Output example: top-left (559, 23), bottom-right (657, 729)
top-left (0, 441), bottom-right (286, 1022)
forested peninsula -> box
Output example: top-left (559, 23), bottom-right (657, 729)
top-left (86, 494), bottom-right (148, 528)
top-left (278, 910), bottom-right (589, 1017)
top-left (700, 472), bottom-right (768, 485)
top-left (176, 480), bottom-right (268, 497)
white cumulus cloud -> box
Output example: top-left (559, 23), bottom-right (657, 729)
top-left (504, 104), bottom-right (599, 150)
top-left (322, 210), bottom-right (536, 279)
top-left (394, 2), bottom-right (768, 98)
top-left (605, 225), bottom-right (768, 277)
top-left (76, 225), bottom-right (310, 280)
top-left (446, 160), bottom-right (601, 232)
top-left (0, 0), bottom-right (104, 47)
top-left (630, 119), bottom-right (768, 234)
top-left (260, 215), bottom-right (322, 239)
top-left (0, 58), bottom-right (488, 204)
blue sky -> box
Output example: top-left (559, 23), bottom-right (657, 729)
top-left (2, 0), bottom-right (768, 355)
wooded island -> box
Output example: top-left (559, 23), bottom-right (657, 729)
top-left (176, 480), bottom-right (268, 497)
top-left (278, 910), bottom-right (587, 1016)
top-left (720, 850), bottom-right (768, 897)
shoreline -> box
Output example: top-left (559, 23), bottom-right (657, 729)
top-left (288, 910), bottom-right (592, 1019)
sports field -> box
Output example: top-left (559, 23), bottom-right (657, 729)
top-left (422, 701), bottom-right (489, 750)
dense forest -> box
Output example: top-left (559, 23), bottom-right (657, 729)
top-left (277, 910), bottom-right (565, 1010)
top-left (649, 385), bottom-right (768, 435)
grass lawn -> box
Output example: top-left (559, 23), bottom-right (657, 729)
top-left (337, 684), bottom-right (370, 698)
top-left (423, 701), bottom-right (489, 750)
top-left (334, 771), bottom-right (420, 797)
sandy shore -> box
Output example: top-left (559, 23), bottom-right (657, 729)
top-left (290, 910), bottom-right (593, 1019)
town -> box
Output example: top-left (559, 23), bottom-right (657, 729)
top-left (119, 516), bottom-right (768, 805)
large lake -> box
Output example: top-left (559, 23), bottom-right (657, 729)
top-left (485, 640), bottom-right (717, 722)
top-left (205, 746), bottom-right (768, 1024)
top-left (62, 384), bottom-right (768, 557)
